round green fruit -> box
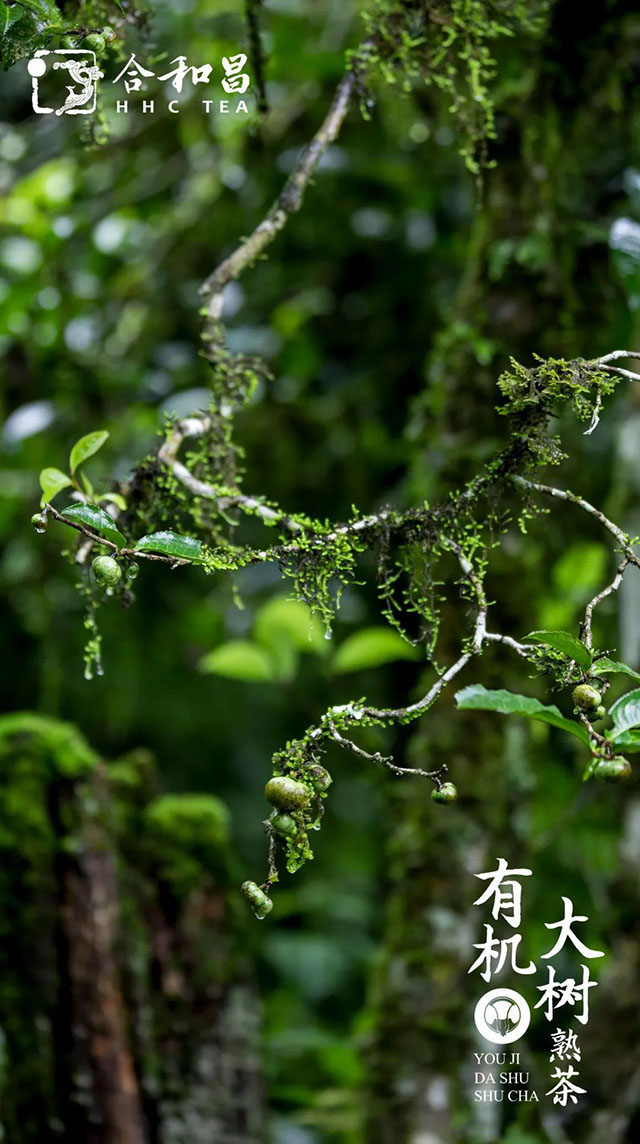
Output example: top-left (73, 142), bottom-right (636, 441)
top-left (431, 782), bottom-right (458, 805)
top-left (270, 812), bottom-right (297, 837)
top-left (593, 705), bottom-right (607, 720)
top-left (264, 776), bottom-right (309, 811)
top-left (572, 684), bottom-right (602, 710)
top-left (92, 555), bottom-right (122, 587)
top-left (126, 561), bottom-right (140, 581)
top-left (307, 764), bottom-right (332, 791)
top-left (31, 512), bottom-right (48, 534)
top-left (61, 34), bottom-right (76, 49)
top-left (82, 33), bottom-right (106, 52)
top-left (594, 756), bottom-right (632, 783)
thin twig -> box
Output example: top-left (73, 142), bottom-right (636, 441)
top-left (595, 350), bottom-right (640, 382)
top-left (599, 364), bottom-right (640, 381)
top-left (596, 349), bottom-right (640, 364)
top-left (512, 476), bottom-right (640, 567)
top-left (200, 57), bottom-right (365, 323)
top-left (45, 504), bottom-right (190, 567)
top-left (584, 390), bottom-right (602, 435)
top-left (158, 412), bottom-right (405, 549)
top-left (577, 708), bottom-right (607, 751)
top-left (441, 535), bottom-right (488, 651)
top-left (308, 537), bottom-right (488, 737)
top-left (157, 415), bottom-right (305, 531)
top-left (583, 558), bottom-right (629, 650)
top-left (326, 719), bottom-right (442, 780)
top-left (484, 631), bottom-right (531, 658)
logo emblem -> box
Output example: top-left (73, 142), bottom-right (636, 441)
top-left (474, 988), bottom-right (530, 1044)
top-left (27, 50), bottom-right (103, 116)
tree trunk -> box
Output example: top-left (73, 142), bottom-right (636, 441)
top-left (0, 715), bottom-right (264, 1144)
top-left (50, 773), bottom-right (148, 1144)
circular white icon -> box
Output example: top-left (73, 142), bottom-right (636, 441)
top-left (27, 57), bottom-right (47, 78)
top-left (474, 987), bottom-right (530, 1044)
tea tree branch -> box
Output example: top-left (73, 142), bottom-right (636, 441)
top-left (595, 349), bottom-right (640, 382)
top-left (583, 559), bottom-right (629, 651)
top-left (513, 475), bottom-right (640, 568)
top-left (44, 504), bottom-right (191, 567)
top-left (484, 632), bottom-right (531, 658)
top-left (199, 58), bottom-right (363, 331)
top-left (157, 415), bottom-right (305, 533)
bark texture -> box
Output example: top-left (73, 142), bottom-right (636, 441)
top-left (0, 715), bottom-right (264, 1144)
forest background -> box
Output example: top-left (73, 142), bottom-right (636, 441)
top-left (2, 1), bottom-right (640, 1142)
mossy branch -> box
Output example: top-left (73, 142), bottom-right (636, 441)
top-left (30, 4), bottom-right (640, 907)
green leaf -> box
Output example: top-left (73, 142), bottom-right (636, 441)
top-left (455, 685), bottom-right (590, 744)
top-left (608, 729), bottom-right (640, 752)
top-left (97, 492), bottom-right (128, 512)
top-left (260, 639), bottom-right (298, 684)
top-left (608, 688), bottom-right (640, 736)
top-left (60, 503), bottom-right (126, 549)
top-left (11, 0), bottom-right (61, 19)
top-left (80, 471), bottom-right (94, 498)
top-left (254, 596), bottom-right (327, 656)
top-left (69, 430), bottom-right (109, 475)
top-left (134, 531), bottom-right (203, 562)
top-left (522, 630), bottom-right (592, 670)
top-left (1, 1), bottom-right (62, 68)
top-left (39, 467), bottom-right (72, 508)
top-left (591, 657), bottom-right (640, 683)
top-left (332, 627), bottom-right (420, 674)
top-left (198, 641), bottom-right (275, 682)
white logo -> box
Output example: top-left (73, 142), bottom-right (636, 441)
top-left (27, 50), bottom-right (103, 116)
top-left (474, 988), bottom-right (531, 1044)
top-left (221, 53), bottom-right (250, 94)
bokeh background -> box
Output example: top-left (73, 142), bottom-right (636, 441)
top-left (2, 1), bottom-right (640, 1141)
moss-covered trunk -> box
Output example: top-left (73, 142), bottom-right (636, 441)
top-left (50, 771), bottom-right (147, 1144)
top-left (0, 715), bottom-right (264, 1144)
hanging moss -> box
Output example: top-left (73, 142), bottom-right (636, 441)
top-left (354, 0), bottom-right (552, 171)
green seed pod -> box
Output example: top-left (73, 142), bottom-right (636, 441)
top-left (593, 705), bottom-right (607, 720)
top-left (92, 555), bottom-right (122, 587)
top-left (264, 775), bottom-right (309, 811)
top-left (431, 782), bottom-right (458, 805)
top-left (270, 812), bottom-right (297, 837)
top-left (82, 33), bottom-right (106, 52)
top-left (102, 25), bottom-right (114, 38)
top-left (241, 880), bottom-right (266, 907)
top-left (307, 764), bottom-right (332, 791)
top-left (31, 512), bottom-right (48, 534)
top-left (594, 756), bottom-right (632, 783)
top-left (253, 895), bottom-right (273, 920)
top-left (126, 561), bottom-right (140, 581)
top-left (240, 880), bottom-right (273, 919)
top-left (572, 683), bottom-right (602, 710)
top-left (61, 34), bottom-right (76, 49)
